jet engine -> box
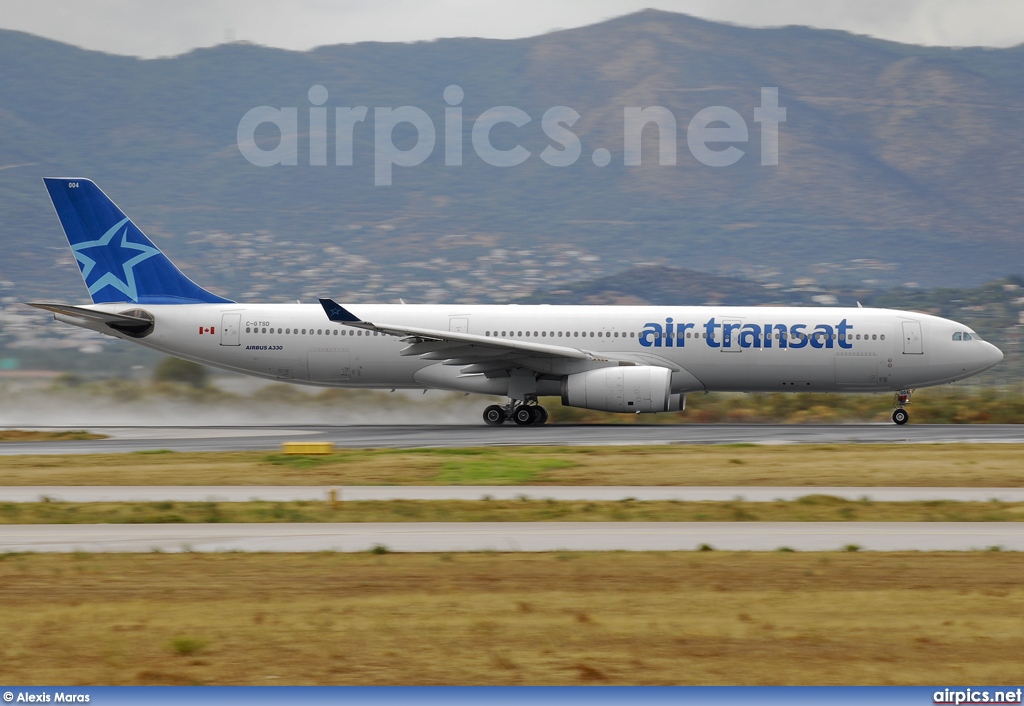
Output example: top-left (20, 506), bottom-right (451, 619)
top-left (561, 365), bottom-right (680, 413)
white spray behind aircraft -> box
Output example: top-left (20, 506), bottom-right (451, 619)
top-left (31, 178), bottom-right (1003, 425)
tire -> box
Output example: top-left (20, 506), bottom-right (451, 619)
top-left (483, 405), bottom-right (505, 426)
top-left (533, 406), bottom-right (549, 425)
top-left (513, 406), bottom-right (535, 426)
top-left (892, 408), bottom-right (909, 425)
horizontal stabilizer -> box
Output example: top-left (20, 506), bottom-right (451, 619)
top-left (27, 302), bottom-right (148, 325)
top-left (26, 302), bottom-right (155, 336)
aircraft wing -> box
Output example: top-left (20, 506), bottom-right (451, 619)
top-left (318, 298), bottom-right (607, 372)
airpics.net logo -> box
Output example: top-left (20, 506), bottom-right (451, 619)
top-left (934, 689), bottom-right (1024, 705)
top-left (236, 85), bottom-right (786, 185)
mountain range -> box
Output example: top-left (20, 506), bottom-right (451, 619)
top-left (1, 10), bottom-right (1022, 304)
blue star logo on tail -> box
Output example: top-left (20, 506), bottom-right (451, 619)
top-left (72, 217), bottom-right (161, 302)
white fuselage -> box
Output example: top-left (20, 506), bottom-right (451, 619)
top-left (67, 303), bottom-right (1003, 397)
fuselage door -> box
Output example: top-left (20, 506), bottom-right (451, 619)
top-left (220, 313), bottom-right (241, 346)
top-left (720, 319), bottom-right (742, 352)
top-left (450, 318), bottom-right (468, 334)
top-left (902, 321), bottom-right (923, 355)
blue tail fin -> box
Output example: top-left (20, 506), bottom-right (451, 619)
top-left (43, 178), bottom-right (233, 305)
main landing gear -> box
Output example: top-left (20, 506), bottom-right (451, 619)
top-left (482, 398), bottom-right (548, 426)
top-left (892, 389), bottom-right (913, 425)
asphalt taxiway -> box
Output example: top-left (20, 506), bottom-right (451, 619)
top-left (1, 522), bottom-right (1021, 553)
top-left (2, 423), bottom-right (1023, 455)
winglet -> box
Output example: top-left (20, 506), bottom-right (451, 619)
top-left (319, 298), bottom-right (362, 323)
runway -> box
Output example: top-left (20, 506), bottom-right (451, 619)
top-left (4, 485), bottom-right (1024, 503)
top-left (1, 522), bottom-right (1021, 553)
top-left (2, 423), bottom-right (1023, 455)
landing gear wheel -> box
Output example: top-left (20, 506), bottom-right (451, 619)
top-left (513, 406), bottom-right (535, 426)
top-left (892, 408), bottom-right (909, 425)
top-left (533, 406), bottom-right (549, 425)
top-left (483, 405), bottom-right (506, 426)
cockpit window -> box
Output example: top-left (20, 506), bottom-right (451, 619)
top-left (967, 331), bottom-right (981, 341)
top-left (963, 332), bottom-right (974, 341)
top-left (952, 332), bottom-right (962, 341)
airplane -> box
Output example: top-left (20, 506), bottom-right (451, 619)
top-left (29, 178), bottom-right (1003, 426)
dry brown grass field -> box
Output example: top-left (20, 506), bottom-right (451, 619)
top-left (2, 444), bottom-right (1021, 686)
top-left (1, 552), bottom-right (1022, 685)
top-left (0, 430), bottom-right (105, 442)
top-left (2, 444), bottom-right (1023, 487)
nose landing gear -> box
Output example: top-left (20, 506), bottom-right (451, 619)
top-left (892, 389), bottom-right (913, 425)
top-left (482, 398), bottom-right (549, 426)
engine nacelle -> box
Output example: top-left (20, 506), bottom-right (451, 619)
top-left (561, 365), bottom-right (678, 413)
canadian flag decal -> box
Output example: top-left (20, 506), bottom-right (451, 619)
top-left (199, 326), bottom-right (215, 334)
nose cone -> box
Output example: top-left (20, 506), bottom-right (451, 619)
top-left (976, 341), bottom-right (1004, 373)
top-left (988, 342), bottom-right (1004, 366)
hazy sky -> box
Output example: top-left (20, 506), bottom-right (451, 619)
top-left (1, 0), bottom-right (1022, 58)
